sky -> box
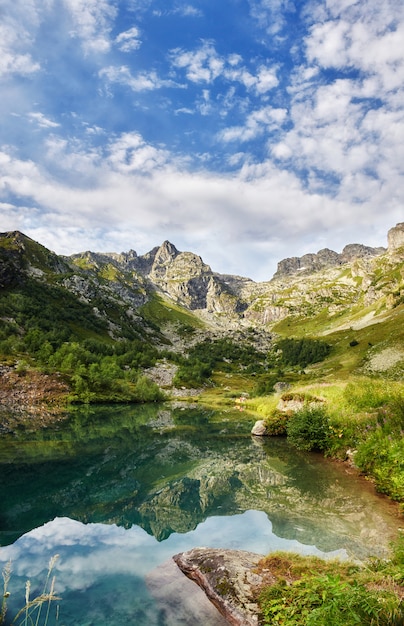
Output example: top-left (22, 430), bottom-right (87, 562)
top-left (0, 0), bottom-right (403, 281)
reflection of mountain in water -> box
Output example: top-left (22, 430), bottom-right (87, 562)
top-left (0, 405), bottom-right (398, 557)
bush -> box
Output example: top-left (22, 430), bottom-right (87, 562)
top-left (276, 338), bottom-right (331, 368)
top-left (286, 405), bottom-right (330, 451)
top-left (354, 428), bottom-right (404, 502)
top-left (134, 375), bottom-right (166, 402)
top-left (260, 573), bottom-right (403, 626)
top-left (264, 411), bottom-right (289, 436)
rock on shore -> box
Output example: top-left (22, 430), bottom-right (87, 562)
top-left (173, 548), bottom-right (265, 626)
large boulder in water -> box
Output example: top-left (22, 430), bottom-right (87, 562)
top-left (173, 547), bottom-right (264, 626)
top-left (251, 420), bottom-right (268, 436)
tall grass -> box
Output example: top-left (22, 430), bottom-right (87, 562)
top-left (258, 532), bottom-right (404, 625)
top-left (0, 556), bottom-right (60, 626)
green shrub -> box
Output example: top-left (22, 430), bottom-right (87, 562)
top-left (134, 375), bottom-right (165, 402)
top-left (276, 338), bottom-right (331, 368)
top-left (264, 411), bottom-right (289, 436)
top-left (354, 429), bottom-right (404, 502)
top-left (286, 405), bottom-right (330, 451)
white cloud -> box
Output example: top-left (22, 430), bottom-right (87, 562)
top-left (28, 112), bottom-right (60, 128)
top-left (2, 127), bottom-right (401, 280)
top-left (270, 0), bottom-right (404, 206)
top-left (170, 41), bottom-right (224, 83)
top-left (115, 26), bottom-right (142, 52)
top-left (99, 65), bottom-right (176, 91)
top-left (174, 4), bottom-right (203, 18)
top-left (305, 0), bottom-right (404, 94)
top-left (219, 106), bottom-right (287, 143)
top-left (0, 2), bottom-right (41, 78)
top-left (169, 42), bottom-right (280, 97)
top-left (255, 66), bottom-right (279, 93)
top-left (63, 0), bottom-right (117, 54)
top-left (1, 0), bottom-right (403, 281)
top-left (247, 0), bottom-right (295, 36)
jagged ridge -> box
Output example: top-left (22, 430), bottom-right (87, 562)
top-left (1, 223), bottom-right (403, 342)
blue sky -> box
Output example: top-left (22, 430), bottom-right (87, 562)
top-left (1, 0), bottom-right (403, 280)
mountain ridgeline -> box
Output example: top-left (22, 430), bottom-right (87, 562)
top-left (0, 223), bottom-right (403, 408)
top-left (0, 224), bottom-right (404, 339)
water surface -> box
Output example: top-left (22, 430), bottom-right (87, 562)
top-left (0, 404), bottom-right (400, 625)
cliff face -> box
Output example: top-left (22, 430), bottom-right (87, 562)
top-left (273, 243), bottom-right (385, 278)
top-left (388, 222), bottom-right (404, 253)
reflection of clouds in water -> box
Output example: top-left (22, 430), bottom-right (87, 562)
top-left (0, 511), bottom-right (347, 594)
top-left (1, 518), bottom-right (159, 591)
top-left (169, 510), bottom-right (348, 559)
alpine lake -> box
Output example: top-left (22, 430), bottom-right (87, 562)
top-left (0, 403), bottom-right (401, 626)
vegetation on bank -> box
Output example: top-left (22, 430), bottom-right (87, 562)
top-left (248, 377), bottom-right (404, 509)
top-left (257, 532), bottom-right (404, 625)
top-left (0, 278), bottom-right (167, 403)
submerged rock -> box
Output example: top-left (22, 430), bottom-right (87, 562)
top-left (173, 547), bottom-right (264, 626)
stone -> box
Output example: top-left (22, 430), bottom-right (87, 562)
top-left (251, 420), bottom-right (268, 436)
top-left (173, 548), bottom-right (264, 626)
top-left (388, 223), bottom-right (404, 252)
top-left (273, 382), bottom-right (291, 393)
top-left (146, 558), bottom-right (229, 625)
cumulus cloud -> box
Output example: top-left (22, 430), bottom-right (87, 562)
top-left (2, 123), bottom-right (401, 279)
top-left (170, 41), bottom-right (225, 83)
top-left (219, 106), bottom-right (287, 142)
top-left (115, 26), bottom-right (142, 52)
top-left (99, 65), bottom-right (177, 91)
top-left (169, 41), bottom-right (279, 96)
top-left (1, 0), bottom-right (403, 279)
top-left (0, 2), bottom-right (41, 77)
top-left (247, 0), bottom-right (295, 37)
top-left (63, 0), bottom-right (117, 53)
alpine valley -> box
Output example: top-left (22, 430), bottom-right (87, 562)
top-left (1, 223), bottom-right (404, 416)
top-left (1, 224), bottom-right (404, 626)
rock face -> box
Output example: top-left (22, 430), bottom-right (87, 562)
top-left (274, 243), bottom-right (385, 278)
top-left (0, 224), bottom-right (402, 339)
top-left (388, 222), bottom-right (404, 252)
top-left (146, 558), bottom-right (229, 626)
top-left (173, 548), bottom-right (264, 626)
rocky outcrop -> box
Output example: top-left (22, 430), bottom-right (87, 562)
top-left (274, 244), bottom-right (385, 278)
top-left (388, 222), bottom-right (404, 253)
top-left (251, 420), bottom-right (268, 436)
top-left (173, 548), bottom-right (264, 626)
top-left (1, 225), bottom-right (402, 339)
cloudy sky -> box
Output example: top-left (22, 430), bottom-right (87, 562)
top-left (1, 0), bottom-right (403, 280)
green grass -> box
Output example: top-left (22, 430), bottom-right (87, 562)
top-left (257, 537), bottom-right (404, 625)
top-left (139, 293), bottom-right (204, 329)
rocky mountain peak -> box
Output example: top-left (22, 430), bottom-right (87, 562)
top-left (341, 243), bottom-right (386, 262)
top-left (149, 241), bottom-right (180, 279)
top-left (388, 223), bottom-right (404, 253)
top-left (273, 242), bottom-right (385, 279)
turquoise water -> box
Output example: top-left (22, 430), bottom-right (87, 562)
top-left (0, 404), bottom-right (400, 625)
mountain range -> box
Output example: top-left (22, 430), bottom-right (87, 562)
top-left (1, 223), bottom-right (403, 340)
top-left (0, 221), bottom-right (403, 414)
